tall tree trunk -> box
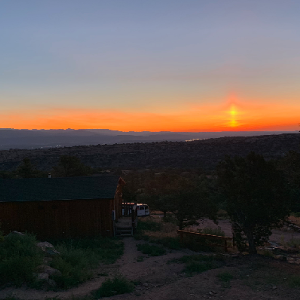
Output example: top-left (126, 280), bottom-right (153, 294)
top-left (245, 230), bottom-right (257, 254)
top-left (178, 218), bottom-right (184, 230)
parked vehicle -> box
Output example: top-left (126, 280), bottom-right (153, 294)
top-left (136, 203), bottom-right (150, 217)
top-left (122, 203), bottom-right (150, 217)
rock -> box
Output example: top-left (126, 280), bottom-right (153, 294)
top-left (44, 266), bottom-right (62, 277)
top-left (36, 265), bottom-right (62, 276)
top-left (6, 231), bottom-right (25, 237)
top-left (143, 283), bottom-right (149, 287)
top-left (48, 279), bottom-right (57, 288)
top-left (36, 242), bottom-right (60, 256)
top-left (274, 255), bottom-right (286, 261)
top-left (37, 273), bottom-right (49, 281)
top-left (287, 257), bottom-right (296, 263)
top-left (209, 291), bottom-right (217, 295)
top-left (37, 264), bottom-right (48, 272)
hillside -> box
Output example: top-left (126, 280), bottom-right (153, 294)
top-left (0, 133), bottom-right (299, 172)
top-left (0, 129), bottom-right (296, 150)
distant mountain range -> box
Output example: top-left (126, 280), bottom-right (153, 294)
top-left (0, 128), bottom-right (298, 150)
top-left (0, 133), bottom-right (299, 172)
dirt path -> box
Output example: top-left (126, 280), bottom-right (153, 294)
top-left (1, 229), bottom-right (300, 300)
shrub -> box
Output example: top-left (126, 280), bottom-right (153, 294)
top-left (136, 219), bottom-right (162, 232)
top-left (151, 236), bottom-right (181, 250)
top-left (163, 214), bottom-right (178, 224)
top-left (137, 243), bottom-right (166, 256)
top-left (289, 275), bottom-right (300, 288)
top-left (171, 254), bottom-right (226, 276)
top-left (217, 209), bottom-right (229, 220)
top-left (217, 271), bottom-right (233, 287)
top-left (217, 271), bottom-right (233, 282)
top-left (0, 233), bottom-right (43, 286)
top-left (291, 212), bottom-right (300, 218)
top-left (50, 237), bottom-right (123, 289)
top-left (134, 218), bottom-right (181, 250)
top-left (287, 238), bottom-right (300, 249)
top-left (94, 275), bottom-right (134, 298)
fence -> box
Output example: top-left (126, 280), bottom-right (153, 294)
top-left (177, 230), bottom-right (233, 252)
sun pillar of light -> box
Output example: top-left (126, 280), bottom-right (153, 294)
top-left (229, 103), bottom-right (238, 128)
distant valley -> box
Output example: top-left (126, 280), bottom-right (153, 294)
top-left (0, 128), bottom-right (297, 150)
top-left (0, 132), bottom-right (299, 172)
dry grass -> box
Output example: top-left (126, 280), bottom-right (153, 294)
top-left (142, 216), bottom-right (178, 239)
top-left (136, 216), bottom-right (180, 249)
top-left (143, 216), bottom-right (178, 238)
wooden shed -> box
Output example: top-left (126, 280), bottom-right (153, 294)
top-left (0, 175), bottom-right (124, 239)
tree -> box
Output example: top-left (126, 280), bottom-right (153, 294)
top-left (144, 172), bottom-right (180, 218)
top-left (52, 155), bottom-right (91, 177)
top-left (170, 177), bottom-right (217, 230)
top-left (16, 158), bottom-right (41, 178)
top-left (217, 152), bottom-right (290, 254)
top-left (277, 151), bottom-right (300, 212)
top-left (144, 172), bottom-right (217, 229)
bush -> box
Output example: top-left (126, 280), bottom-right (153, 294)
top-left (136, 219), bottom-right (162, 232)
top-left (171, 254), bottom-right (226, 276)
top-left (50, 237), bottom-right (124, 289)
top-left (94, 275), bottom-right (134, 298)
top-left (217, 271), bottom-right (233, 287)
top-left (0, 233), bottom-right (43, 286)
top-left (151, 236), bottom-right (181, 250)
top-left (217, 209), bottom-right (229, 220)
top-left (292, 212), bottom-right (300, 218)
top-left (137, 243), bottom-right (166, 256)
top-left (287, 238), bottom-right (300, 248)
top-left (163, 214), bottom-right (178, 224)
top-left (289, 275), bottom-right (300, 288)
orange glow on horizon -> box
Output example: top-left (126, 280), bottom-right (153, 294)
top-left (1, 96), bottom-right (299, 132)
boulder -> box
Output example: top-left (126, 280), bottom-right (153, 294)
top-left (36, 241), bottom-right (60, 256)
top-left (37, 273), bottom-right (49, 281)
top-left (36, 265), bottom-right (62, 277)
top-left (6, 231), bottom-right (25, 237)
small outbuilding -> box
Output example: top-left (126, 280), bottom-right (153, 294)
top-left (0, 175), bottom-right (124, 239)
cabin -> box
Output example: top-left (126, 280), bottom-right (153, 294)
top-left (0, 175), bottom-right (124, 239)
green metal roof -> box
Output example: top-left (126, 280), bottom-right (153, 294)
top-left (0, 175), bottom-right (120, 202)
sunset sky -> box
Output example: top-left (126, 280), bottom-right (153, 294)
top-left (1, 0), bottom-right (300, 131)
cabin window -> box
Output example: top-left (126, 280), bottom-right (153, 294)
top-left (140, 206), bottom-right (145, 210)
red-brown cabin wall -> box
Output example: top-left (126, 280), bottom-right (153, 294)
top-left (0, 198), bottom-right (114, 239)
top-left (114, 180), bottom-right (125, 220)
